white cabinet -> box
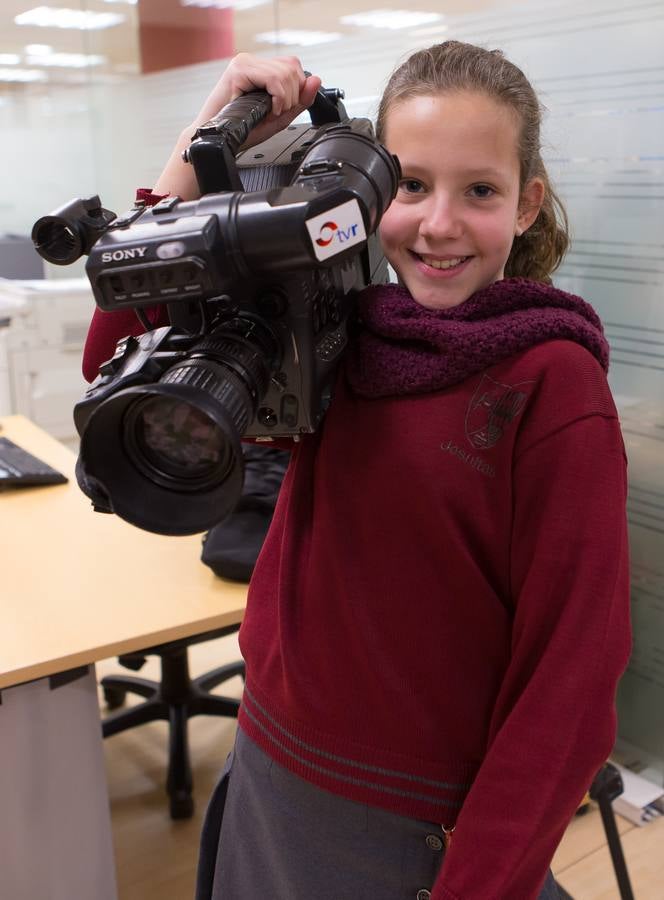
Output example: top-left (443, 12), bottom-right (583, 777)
top-left (0, 278), bottom-right (93, 443)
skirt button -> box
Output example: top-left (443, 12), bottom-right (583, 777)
top-left (426, 833), bottom-right (444, 851)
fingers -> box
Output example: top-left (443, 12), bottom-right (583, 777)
top-left (191, 55), bottom-right (324, 152)
top-left (226, 53), bottom-right (311, 118)
top-left (237, 71), bottom-right (323, 150)
top-left (267, 73), bottom-right (322, 125)
top-left (300, 73), bottom-right (323, 110)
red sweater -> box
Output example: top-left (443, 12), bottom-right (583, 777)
top-left (238, 339), bottom-right (631, 900)
top-left (83, 309), bottom-right (630, 899)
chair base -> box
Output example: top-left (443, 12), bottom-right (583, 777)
top-left (101, 631), bottom-right (245, 820)
top-left (552, 764), bottom-right (636, 900)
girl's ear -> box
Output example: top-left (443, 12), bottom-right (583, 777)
top-left (515, 177), bottom-right (545, 236)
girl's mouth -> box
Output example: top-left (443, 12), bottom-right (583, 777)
top-left (410, 251), bottom-right (472, 275)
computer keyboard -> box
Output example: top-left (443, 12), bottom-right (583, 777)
top-left (0, 436), bottom-right (68, 487)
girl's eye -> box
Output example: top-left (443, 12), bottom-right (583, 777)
top-left (469, 184), bottom-right (495, 199)
top-left (399, 179), bottom-right (425, 194)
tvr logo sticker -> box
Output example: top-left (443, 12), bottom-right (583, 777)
top-left (315, 220), bottom-right (361, 248)
top-left (306, 200), bottom-right (366, 261)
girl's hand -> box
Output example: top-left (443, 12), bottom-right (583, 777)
top-left (153, 53), bottom-right (322, 200)
top-left (193, 52), bottom-right (322, 147)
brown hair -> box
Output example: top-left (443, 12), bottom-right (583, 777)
top-left (376, 41), bottom-right (569, 283)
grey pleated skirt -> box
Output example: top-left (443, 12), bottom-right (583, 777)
top-left (195, 726), bottom-right (561, 900)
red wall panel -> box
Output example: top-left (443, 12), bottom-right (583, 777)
top-left (138, 0), bottom-right (234, 74)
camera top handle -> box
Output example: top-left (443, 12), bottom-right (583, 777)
top-left (186, 81), bottom-right (347, 196)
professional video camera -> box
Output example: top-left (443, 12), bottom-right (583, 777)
top-left (31, 86), bottom-right (400, 536)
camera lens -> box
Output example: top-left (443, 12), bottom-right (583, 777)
top-left (77, 317), bottom-right (280, 535)
top-left (128, 396), bottom-right (230, 483)
top-left (79, 382), bottom-right (246, 535)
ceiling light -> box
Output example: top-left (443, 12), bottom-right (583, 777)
top-left (0, 67), bottom-right (48, 82)
top-left (103, 0), bottom-right (138, 5)
top-left (26, 52), bottom-right (107, 68)
top-left (255, 30), bottom-right (342, 47)
top-left (0, 54), bottom-right (21, 65)
top-left (181, 0), bottom-right (270, 8)
top-left (340, 9), bottom-right (443, 30)
top-left (15, 7), bottom-right (125, 30)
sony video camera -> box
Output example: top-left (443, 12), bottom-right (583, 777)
top-left (31, 86), bottom-right (400, 536)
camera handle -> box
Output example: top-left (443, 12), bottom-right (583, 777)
top-left (185, 80), bottom-right (348, 196)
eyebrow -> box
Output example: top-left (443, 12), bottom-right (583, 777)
top-left (398, 162), bottom-right (509, 182)
top-left (460, 168), bottom-right (508, 181)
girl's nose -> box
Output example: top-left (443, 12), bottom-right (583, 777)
top-left (419, 195), bottom-right (462, 241)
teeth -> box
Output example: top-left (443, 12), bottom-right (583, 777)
top-left (423, 256), bottom-right (467, 270)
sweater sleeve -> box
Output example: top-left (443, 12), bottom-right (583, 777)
top-left (432, 412), bottom-right (631, 900)
top-left (82, 305), bottom-right (168, 383)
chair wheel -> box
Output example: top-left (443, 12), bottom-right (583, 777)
top-left (170, 790), bottom-right (194, 820)
top-left (103, 686), bottom-right (127, 709)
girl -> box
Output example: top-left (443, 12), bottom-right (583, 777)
top-left (83, 44), bottom-right (631, 900)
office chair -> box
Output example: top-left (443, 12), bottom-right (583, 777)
top-left (553, 762), bottom-right (635, 900)
top-left (101, 625), bottom-right (245, 819)
top-left (100, 445), bottom-right (289, 819)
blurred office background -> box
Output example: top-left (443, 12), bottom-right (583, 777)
top-left (0, 1), bottom-right (663, 896)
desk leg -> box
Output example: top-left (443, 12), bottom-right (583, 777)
top-left (0, 665), bottom-right (118, 900)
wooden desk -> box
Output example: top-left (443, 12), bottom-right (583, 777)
top-left (0, 414), bottom-right (247, 689)
top-left (0, 415), bottom-right (247, 900)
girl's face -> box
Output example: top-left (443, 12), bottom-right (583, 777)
top-left (378, 90), bottom-right (544, 310)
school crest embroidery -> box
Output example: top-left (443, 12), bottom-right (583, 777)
top-left (465, 374), bottom-right (532, 450)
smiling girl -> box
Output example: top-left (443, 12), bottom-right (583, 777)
top-left (82, 41), bottom-right (631, 900)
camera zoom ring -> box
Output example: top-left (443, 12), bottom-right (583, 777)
top-left (192, 336), bottom-right (272, 398)
top-left (160, 361), bottom-right (252, 435)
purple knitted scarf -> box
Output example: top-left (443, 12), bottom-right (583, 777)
top-left (345, 277), bottom-right (609, 398)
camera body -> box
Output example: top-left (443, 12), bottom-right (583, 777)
top-left (76, 181), bottom-right (389, 441)
top-left (32, 88), bottom-right (400, 534)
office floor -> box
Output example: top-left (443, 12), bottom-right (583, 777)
top-left (98, 635), bottom-right (664, 900)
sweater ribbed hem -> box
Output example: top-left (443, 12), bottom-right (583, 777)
top-left (239, 677), bottom-right (477, 826)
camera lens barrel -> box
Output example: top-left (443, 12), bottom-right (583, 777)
top-left (78, 317), bottom-right (279, 535)
top-left (158, 359), bottom-right (253, 436)
top-left (80, 381), bottom-right (245, 535)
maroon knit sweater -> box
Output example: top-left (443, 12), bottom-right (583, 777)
top-left (83, 280), bottom-right (631, 900)
top-left (239, 342), bottom-right (630, 899)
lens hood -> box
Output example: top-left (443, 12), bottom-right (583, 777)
top-left (79, 382), bottom-right (245, 535)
